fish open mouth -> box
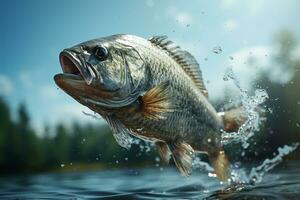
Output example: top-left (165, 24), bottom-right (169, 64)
top-left (59, 51), bottom-right (83, 78)
top-left (54, 50), bottom-right (86, 87)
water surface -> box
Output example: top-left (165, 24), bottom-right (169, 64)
top-left (1, 162), bottom-right (299, 199)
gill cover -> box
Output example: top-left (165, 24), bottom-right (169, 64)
top-left (84, 41), bottom-right (147, 108)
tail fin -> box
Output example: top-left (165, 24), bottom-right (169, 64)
top-left (209, 150), bottom-right (231, 181)
top-left (218, 107), bottom-right (247, 132)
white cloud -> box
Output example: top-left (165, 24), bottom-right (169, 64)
top-left (220, 0), bottom-right (299, 16)
top-left (166, 6), bottom-right (193, 27)
top-left (221, 0), bottom-right (264, 14)
top-left (208, 44), bottom-right (300, 100)
top-left (52, 103), bottom-right (103, 126)
top-left (19, 72), bottom-right (33, 89)
top-left (146, 0), bottom-right (154, 8)
top-left (0, 75), bottom-right (13, 95)
top-left (229, 45), bottom-right (294, 84)
top-left (221, 0), bottom-right (236, 9)
top-left (223, 19), bottom-right (238, 32)
top-left (291, 46), bottom-right (300, 61)
top-left (175, 12), bottom-right (193, 27)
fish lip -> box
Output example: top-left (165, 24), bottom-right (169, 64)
top-left (59, 49), bottom-right (95, 84)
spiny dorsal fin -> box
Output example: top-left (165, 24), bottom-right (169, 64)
top-left (141, 81), bottom-right (174, 120)
top-left (149, 36), bottom-right (208, 97)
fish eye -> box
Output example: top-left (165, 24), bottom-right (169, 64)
top-left (95, 46), bottom-right (109, 61)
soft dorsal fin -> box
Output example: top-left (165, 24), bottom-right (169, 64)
top-left (149, 36), bottom-right (208, 97)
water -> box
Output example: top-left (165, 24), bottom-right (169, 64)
top-left (1, 162), bottom-right (300, 199)
top-left (221, 67), bottom-right (269, 149)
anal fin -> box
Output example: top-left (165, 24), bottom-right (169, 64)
top-left (168, 141), bottom-right (194, 176)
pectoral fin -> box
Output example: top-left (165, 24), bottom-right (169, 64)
top-left (105, 115), bottom-right (133, 149)
top-left (140, 82), bottom-right (174, 120)
top-left (168, 141), bottom-right (194, 176)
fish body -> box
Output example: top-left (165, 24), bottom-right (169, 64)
top-left (54, 34), bottom-right (245, 180)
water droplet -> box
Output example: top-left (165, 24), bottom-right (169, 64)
top-left (296, 123), bottom-right (300, 128)
top-left (223, 76), bottom-right (229, 81)
top-left (213, 46), bottom-right (222, 54)
top-left (81, 138), bottom-right (86, 144)
top-left (60, 164), bottom-right (65, 168)
top-left (268, 107), bottom-right (273, 114)
top-left (204, 57), bottom-right (208, 61)
top-left (115, 160), bottom-right (119, 164)
top-left (229, 56), bottom-right (234, 60)
top-left (207, 138), bottom-right (211, 143)
top-left (208, 172), bottom-right (217, 177)
top-left (125, 157), bottom-right (128, 161)
top-left (155, 157), bottom-right (160, 162)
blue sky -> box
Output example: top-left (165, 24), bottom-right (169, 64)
top-left (0, 0), bottom-right (299, 134)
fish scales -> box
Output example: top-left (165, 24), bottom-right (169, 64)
top-left (54, 34), bottom-right (247, 180)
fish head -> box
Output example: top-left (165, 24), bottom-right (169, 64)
top-left (54, 35), bottom-right (147, 109)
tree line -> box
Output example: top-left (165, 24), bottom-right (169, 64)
top-left (0, 100), bottom-right (158, 173)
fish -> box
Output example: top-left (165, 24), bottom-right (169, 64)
top-left (54, 34), bottom-right (247, 181)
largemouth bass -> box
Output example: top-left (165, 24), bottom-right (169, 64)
top-left (54, 34), bottom-right (246, 180)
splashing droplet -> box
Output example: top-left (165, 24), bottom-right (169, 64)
top-left (248, 143), bottom-right (299, 184)
top-left (221, 67), bottom-right (268, 148)
top-left (213, 46), bottom-right (222, 54)
top-left (60, 164), bottom-right (65, 168)
top-left (155, 157), bottom-right (160, 162)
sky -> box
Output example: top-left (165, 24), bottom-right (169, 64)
top-left (0, 0), bottom-right (300, 134)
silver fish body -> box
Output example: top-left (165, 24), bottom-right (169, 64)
top-left (54, 34), bottom-right (245, 180)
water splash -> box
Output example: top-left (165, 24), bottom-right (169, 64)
top-left (221, 67), bottom-right (269, 148)
top-left (248, 143), bottom-right (299, 184)
top-left (230, 143), bottom-right (299, 185)
top-left (192, 157), bottom-right (214, 172)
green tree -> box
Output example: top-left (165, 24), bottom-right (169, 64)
top-left (0, 97), bottom-right (12, 166)
top-left (53, 124), bottom-right (71, 164)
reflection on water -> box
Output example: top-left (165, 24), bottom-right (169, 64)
top-left (0, 162), bottom-right (300, 199)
